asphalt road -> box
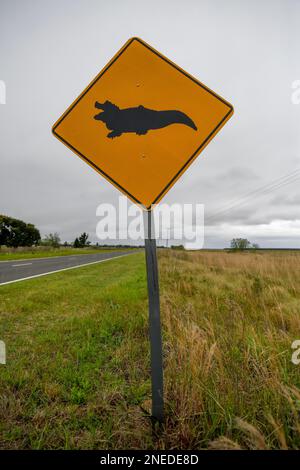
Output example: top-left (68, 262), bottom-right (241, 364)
top-left (0, 251), bottom-right (137, 285)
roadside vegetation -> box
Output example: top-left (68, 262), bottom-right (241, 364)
top-left (0, 246), bottom-right (132, 262)
top-left (1, 250), bottom-right (300, 449)
top-left (0, 215), bottom-right (40, 248)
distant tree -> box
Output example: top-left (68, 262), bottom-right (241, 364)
top-left (0, 215), bottom-right (40, 247)
top-left (171, 244), bottom-right (185, 250)
top-left (73, 237), bottom-right (80, 248)
top-left (230, 238), bottom-right (251, 251)
top-left (42, 233), bottom-right (61, 248)
top-left (230, 239), bottom-right (260, 251)
top-left (74, 232), bottom-right (89, 248)
top-left (79, 232), bottom-right (89, 247)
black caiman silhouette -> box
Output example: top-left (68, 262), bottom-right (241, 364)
top-left (94, 100), bottom-right (197, 138)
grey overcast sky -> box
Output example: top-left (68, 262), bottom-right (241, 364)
top-left (0, 0), bottom-right (299, 248)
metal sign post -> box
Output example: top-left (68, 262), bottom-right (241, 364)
top-left (143, 210), bottom-right (164, 423)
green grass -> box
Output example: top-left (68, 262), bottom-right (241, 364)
top-left (0, 253), bottom-right (151, 449)
top-left (0, 247), bottom-right (133, 262)
top-left (1, 250), bottom-right (300, 449)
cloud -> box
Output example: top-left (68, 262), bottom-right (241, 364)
top-left (0, 0), bottom-right (299, 248)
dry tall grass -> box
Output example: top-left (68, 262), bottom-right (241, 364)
top-left (158, 250), bottom-right (300, 449)
top-left (1, 250), bottom-right (300, 449)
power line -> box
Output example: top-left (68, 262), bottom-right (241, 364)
top-left (206, 168), bottom-right (300, 222)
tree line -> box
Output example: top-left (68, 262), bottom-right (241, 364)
top-left (1, 215), bottom-right (260, 251)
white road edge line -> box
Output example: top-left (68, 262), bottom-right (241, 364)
top-left (11, 263), bottom-right (33, 267)
top-left (0, 253), bottom-right (133, 286)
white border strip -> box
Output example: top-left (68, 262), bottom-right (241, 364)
top-left (12, 263), bottom-right (32, 267)
top-left (0, 253), bottom-right (133, 286)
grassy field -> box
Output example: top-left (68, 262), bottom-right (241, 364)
top-left (0, 250), bottom-right (300, 449)
top-left (0, 247), bottom-right (133, 261)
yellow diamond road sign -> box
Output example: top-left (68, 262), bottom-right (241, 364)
top-left (52, 37), bottom-right (234, 209)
